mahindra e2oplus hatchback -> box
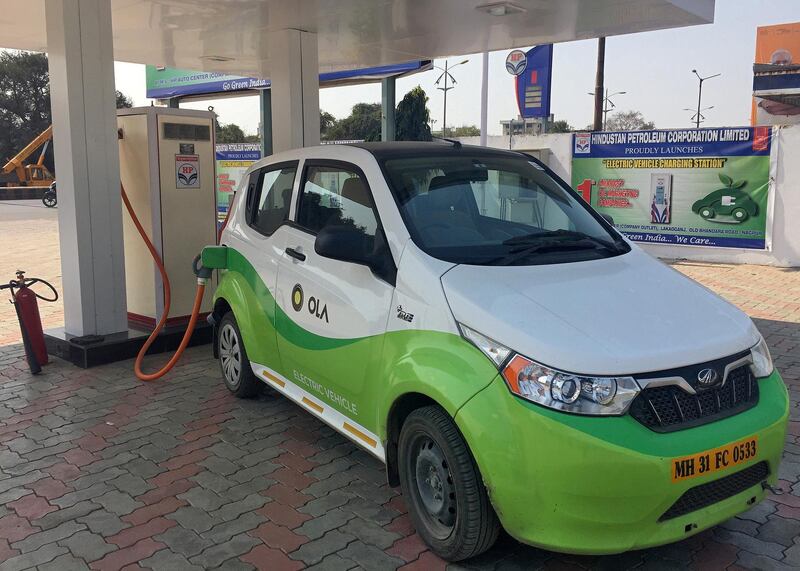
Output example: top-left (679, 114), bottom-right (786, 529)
top-left (209, 142), bottom-right (788, 561)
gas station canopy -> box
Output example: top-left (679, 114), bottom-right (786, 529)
top-left (0, 0), bottom-right (716, 341)
top-left (5, 0), bottom-right (713, 75)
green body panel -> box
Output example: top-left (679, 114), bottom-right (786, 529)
top-left (213, 248), bottom-right (498, 439)
top-left (213, 251), bottom-right (282, 371)
top-left (455, 371), bottom-right (789, 554)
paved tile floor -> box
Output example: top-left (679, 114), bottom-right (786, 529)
top-left (1, 199), bottom-right (799, 569)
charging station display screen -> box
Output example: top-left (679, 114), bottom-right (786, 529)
top-left (164, 123), bottom-right (210, 141)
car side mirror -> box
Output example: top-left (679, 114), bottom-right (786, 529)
top-left (315, 225), bottom-right (373, 266)
top-left (315, 225), bottom-right (397, 285)
top-left (600, 213), bottom-right (615, 226)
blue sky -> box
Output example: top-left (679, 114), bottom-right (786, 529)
top-left (114, 0), bottom-right (800, 136)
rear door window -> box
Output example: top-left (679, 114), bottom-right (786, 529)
top-left (248, 163), bottom-right (298, 236)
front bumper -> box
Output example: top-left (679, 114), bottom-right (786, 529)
top-left (455, 370), bottom-right (789, 555)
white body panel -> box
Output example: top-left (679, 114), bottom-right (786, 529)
top-left (388, 240), bottom-right (458, 336)
top-left (276, 227), bottom-right (394, 339)
top-left (442, 245), bottom-right (760, 376)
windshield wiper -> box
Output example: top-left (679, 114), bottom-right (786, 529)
top-left (486, 238), bottom-right (605, 266)
top-left (503, 229), bottom-right (622, 253)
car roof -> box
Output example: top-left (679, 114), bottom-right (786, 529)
top-left (348, 141), bottom-right (527, 161)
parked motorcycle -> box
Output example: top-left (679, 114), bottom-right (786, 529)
top-left (41, 181), bottom-right (56, 208)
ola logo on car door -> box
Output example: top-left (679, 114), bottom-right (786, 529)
top-left (291, 284), bottom-right (304, 312)
top-left (291, 283), bottom-right (329, 323)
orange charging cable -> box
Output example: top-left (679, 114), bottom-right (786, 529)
top-left (120, 183), bottom-right (207, 381)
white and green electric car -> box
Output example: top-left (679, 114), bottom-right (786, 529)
top-left (208, 142), bottom-right (788, 561)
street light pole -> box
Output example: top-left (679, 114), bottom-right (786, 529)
top-left (692, 69), bottom-right (721, 129)
top-left (683, 106), bottom-right (714, 126)
top-left (588, 89), bottom-right (626, 130)
top-left (435, 59), bottom-right (469, 137)
top-left (443, 61), bottom-right (449, 138)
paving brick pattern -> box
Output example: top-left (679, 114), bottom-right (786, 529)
top-left (0, 202), bottom-right (62, 347)
top-left (1, 202), bottom-right (799, 569)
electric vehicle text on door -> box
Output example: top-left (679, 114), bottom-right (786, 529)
top-left (209, 142), bottom-right (788, 561)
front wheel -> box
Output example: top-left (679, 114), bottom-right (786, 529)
top-left (217, 312), bottom-right (261, 398)
top-left (699, 206), bottom-right (715, 219)
top-left (732, 207), bottom-right (749, 222)
top-left (398, 406), bottom-right (499, 561)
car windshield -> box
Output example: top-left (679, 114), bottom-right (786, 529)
top-left (382, 152), bottom-right (629, 266)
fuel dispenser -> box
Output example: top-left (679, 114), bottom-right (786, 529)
top-left (117, 107), bottom-right (217, 329)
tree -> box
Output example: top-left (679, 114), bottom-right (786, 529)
top-left (215, 122), bottom-right (250, 143)
top-left (115, 91), bottom-right (133, 109)
top-left (395, 86), bottom-right (432, 141)
top-left (433, 125), bottom-right (479, 137)
top-left (329, 103), bottom-right (382, 142)
top-left (549, 120), bottom-right (573, 133)
top-left (605, 110), bottom-right (655, 131)
top-left (320, 110), bottom-right (337, 141)
top-left (0, 51), bottom-right (51, 169)
top-left (318, 86), bottom-right (433, 142)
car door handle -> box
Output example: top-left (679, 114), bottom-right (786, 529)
top-left (285, 247), bottom-right (306, 262)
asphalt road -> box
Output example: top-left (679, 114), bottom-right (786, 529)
top-left (0, 198), bottom-right (59, 222)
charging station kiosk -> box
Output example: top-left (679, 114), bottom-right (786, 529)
top-left (117, 107), bottom-right (217, 329)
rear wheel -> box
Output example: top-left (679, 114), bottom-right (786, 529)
top-left (217, 312), bottom-right (261, 398)
top-left (42, 191), bottom-right (57, 208)
top-left (398, 405), bottom-right (499, 561)
top-left (699, 206), bottom-right (715, 219)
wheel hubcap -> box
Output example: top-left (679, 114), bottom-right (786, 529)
top-left (219, 323), bottom-right (241, 388)
top-left (414, 437), bottom-right (456, 530)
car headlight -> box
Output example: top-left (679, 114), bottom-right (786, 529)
top-left (750, 336), bottom-right (774, 378)
top-left (459, 323), bottom-right (639, 415)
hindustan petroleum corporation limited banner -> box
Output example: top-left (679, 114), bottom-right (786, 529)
top-left (216, 144), bottom-right (261, 223)
top-left (571, 127), bottom-right (774, 250)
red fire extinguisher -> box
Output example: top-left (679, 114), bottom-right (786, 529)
top-left (1, 271), bottom-right (58, 374)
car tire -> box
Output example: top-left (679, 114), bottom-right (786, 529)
top-left (398, 405), bottom-right (499, 561)
top-left (700, 206), bottom-right (715, 219)
top-left (217, 312), bottom-right (261, 398)
top-left (732, 207), bottom-right (749, 222)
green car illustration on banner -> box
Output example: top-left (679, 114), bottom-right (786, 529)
top-left (692, 174), bottom-right (759, 222)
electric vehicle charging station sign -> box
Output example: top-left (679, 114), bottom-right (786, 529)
top-left (216, 144), bottom-right (261, 223)
top-left (175, 154), bottom-right (200, 189)
top-left (571, 126), bottom-right (774, 249)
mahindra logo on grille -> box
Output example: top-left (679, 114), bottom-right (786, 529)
top-left (697, 368), bottom-right (720, 387)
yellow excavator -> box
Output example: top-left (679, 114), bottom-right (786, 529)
top-left (1, 126), bottom-right (55, 187)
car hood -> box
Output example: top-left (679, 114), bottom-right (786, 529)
top-left (441, 248), bottom-right (760, 376)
